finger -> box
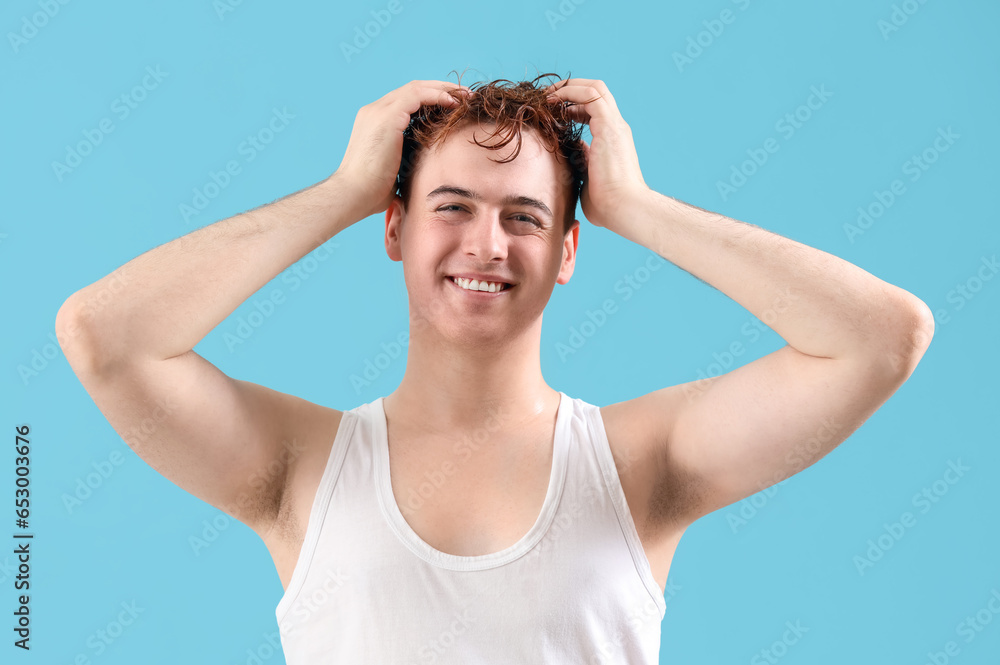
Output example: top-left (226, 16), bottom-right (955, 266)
top-left (410, 79), bottom-right (470, 91)
top-left (415, 80), bottom-right (472, 100)
top-left (557, 102), bottom-right (592, 125)
top-left (545, 87), bottom-right (613, 125)
top-left (544, 79), bottom-right (619, 113)
top-left (543, 77), bottom-right (608, 92)
top-left (392, 81), bottom-right (470, 114)
top-left (546, 84), bottom-right (617, 113)
top-left (543, 78), bottom-right (612, 97)
top-left (392, 80), bottom-right (468, 100)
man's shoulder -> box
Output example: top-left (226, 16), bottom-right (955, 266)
top-left (256, 396), bottom-right (348, 542)
top-left (282, 396), bottom-right (351, 477)
top-left (596, 384), bottom-right (702, 529)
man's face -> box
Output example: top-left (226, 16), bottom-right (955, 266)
top-left (385, 120), bottom-right (579, 346)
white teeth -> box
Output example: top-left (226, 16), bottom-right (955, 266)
top-left (451, 277), bottom-right (507, 293)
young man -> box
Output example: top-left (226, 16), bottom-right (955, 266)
top-left (56, 75), bottom-right (934, 663)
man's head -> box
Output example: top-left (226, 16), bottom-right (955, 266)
top-left (384, 73), bottom-right (590, 347)
top-left (395, 73), bottom-right (589, 236)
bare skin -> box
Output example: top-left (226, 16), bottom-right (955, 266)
top-left (57, 77), bottom-right (934, 610)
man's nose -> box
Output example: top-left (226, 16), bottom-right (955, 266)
top-left (463, 213), bottom-right (508, 261)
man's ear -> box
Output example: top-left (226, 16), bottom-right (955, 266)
top-left (555, 219), bottom-right (580, 285)
top-left (385, 195), bottom-right (405, 262)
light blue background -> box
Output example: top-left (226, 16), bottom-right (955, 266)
top-left (3, 0), bottom-right (998, 663)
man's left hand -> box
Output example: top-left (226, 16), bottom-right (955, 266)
top-left (544, 78), bottom-right (649, 231)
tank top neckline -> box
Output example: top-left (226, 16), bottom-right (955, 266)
top-left (372, 391), bottom-right (572, 571)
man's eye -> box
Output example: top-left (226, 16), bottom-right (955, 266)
top-left (437, 206), bottom-right (539, 226)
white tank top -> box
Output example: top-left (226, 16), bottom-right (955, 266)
top-left (274, 391), bottom-right (666, 664)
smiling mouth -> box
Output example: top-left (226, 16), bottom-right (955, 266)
top-left (446, 276), bottom-right (514, 293)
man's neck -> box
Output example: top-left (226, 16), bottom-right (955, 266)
top-left (383, 329), bottom-right (558, 442)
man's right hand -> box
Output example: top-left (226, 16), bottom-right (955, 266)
top-left (54, 81), bottom-right (478, 552)
top-left (336, 79), bottom-right (471, 221)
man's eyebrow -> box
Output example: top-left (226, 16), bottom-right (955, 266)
top-left (426, 185), bottom-right (554, 219)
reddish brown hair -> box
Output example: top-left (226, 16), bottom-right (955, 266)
top-left (396, 72), bottom-right (594, 234)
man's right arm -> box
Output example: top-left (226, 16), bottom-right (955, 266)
top-left (54, 80), bottom-right (470, 541)
top-left (55, 174), bottom-right (365, 537)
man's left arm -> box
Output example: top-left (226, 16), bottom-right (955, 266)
top-left (616, 186), bottom-right (933, 520)
top-left (545, 78), bottom-right (935, 525)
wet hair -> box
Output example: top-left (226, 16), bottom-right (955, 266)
top-left (396, 72), bottom-right (596, 235)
